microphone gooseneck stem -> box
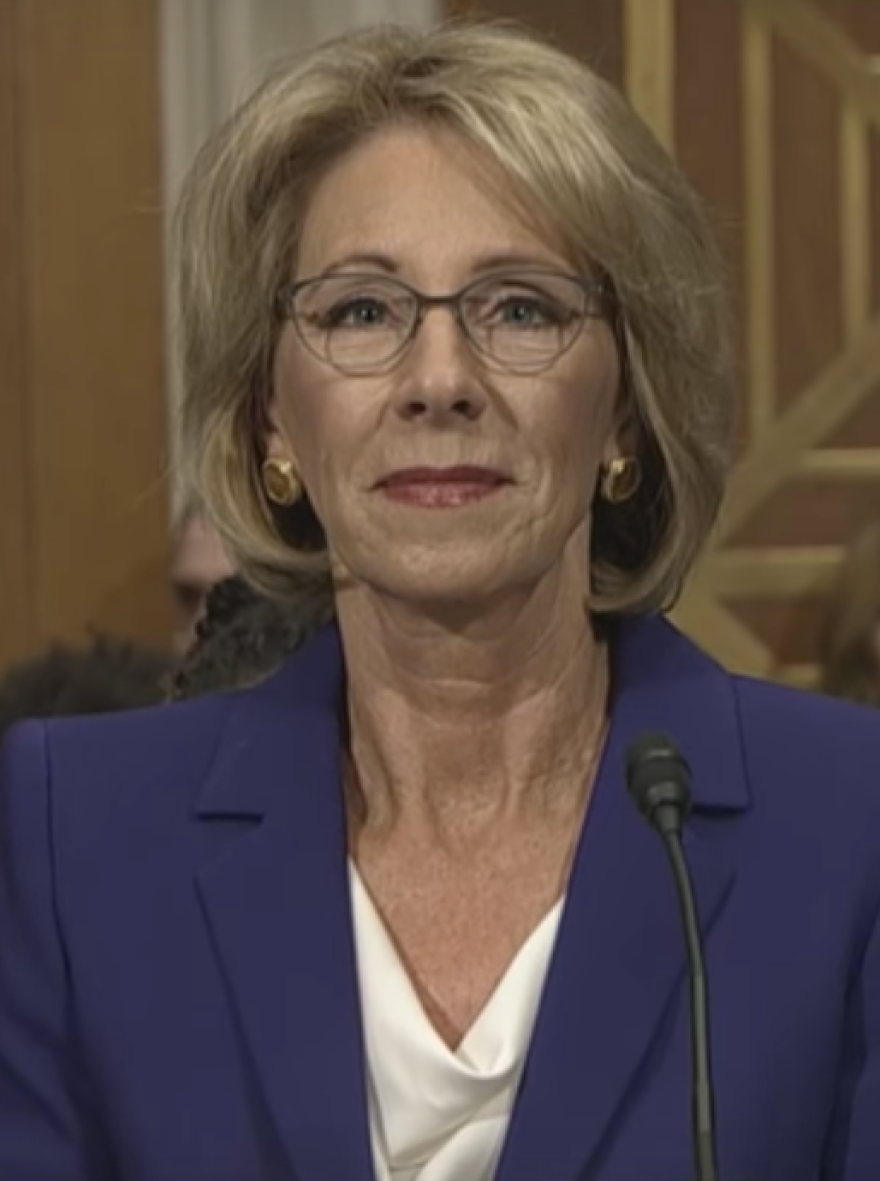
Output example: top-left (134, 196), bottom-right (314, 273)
top-left (662, 830), bottom-right (718, 1181)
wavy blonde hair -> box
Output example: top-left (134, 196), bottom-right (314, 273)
top-left (172, 20), bottom-right (736, 614)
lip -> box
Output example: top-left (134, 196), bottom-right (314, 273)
top-left (377, 466), bottom-right (510, 508)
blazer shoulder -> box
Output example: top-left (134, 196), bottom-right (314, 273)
top-left (732, 673), bottom-right (880, 821)
top-left (0, 691), bottom-right (239, 839)
top-left (63, 691), bottom-right (234, 775)
top-left (733, 673), bottom-right (880, 748)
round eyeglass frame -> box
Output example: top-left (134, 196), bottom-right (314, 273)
top-left (273, 269), bottom-right (613, 376)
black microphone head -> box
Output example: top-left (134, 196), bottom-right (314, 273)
top-left (625, 731), bottom-right (692, 834)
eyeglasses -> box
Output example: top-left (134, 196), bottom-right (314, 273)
top-left (274, 269), bottom-right (611, 375)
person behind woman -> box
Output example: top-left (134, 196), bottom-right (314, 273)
top-left (169, 572), bottom-right (333, 698)
top-left (1, 21), bottom-right (878, 1181)
top-left (169, 498), bottom-right (237, 652)
top-left (0, 635), bottom-right (170, 740)
top-left (819, 520), bottom-right (880, 706)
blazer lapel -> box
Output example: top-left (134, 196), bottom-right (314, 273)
top-left (188, 612), bottom-right (748, 1181)
top-left (496, 616), bottom-right (749, 1181)
top-left (192, 626), bottom-right (376, 1181)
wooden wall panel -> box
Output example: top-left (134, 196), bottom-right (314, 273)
top-left (674, 2), bottom-right (746, 433)
top-left (772, 37), bottom-right (842, 408)
top-left (713, 0), bottom-right (880, 684)
top-left (0, 1), bottom-right (32, 669)
top-left (0, 0), bottom-right (172, 673)
top-left (448, 0), bottom-right (623, 86)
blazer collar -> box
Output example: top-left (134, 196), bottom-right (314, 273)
top-left (495, 613), bottom-right (748, 1181)
top-left (602, 611), bottom-right (750, 812)
top-left (192, 613), bottom-right (749, 1181)
top-left (194, 612), bottom-right (749, 820)
top-left (193, 621), bottom-right (346, 818)
top-left (192, 622), bottom-right (375, 1181)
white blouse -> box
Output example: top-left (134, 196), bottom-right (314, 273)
top-left (349, 864), bottom-right (563, 1181)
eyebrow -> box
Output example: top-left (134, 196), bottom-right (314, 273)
top-left (314, 249), bottom-right (572, 280)
top-left (320, 253), bottom-right (398, 276)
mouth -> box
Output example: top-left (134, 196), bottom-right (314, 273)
top-left (377, 466), bottom-right (511, 509)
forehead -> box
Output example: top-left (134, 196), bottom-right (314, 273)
top-left (295, 124), bottom-right (571, 277)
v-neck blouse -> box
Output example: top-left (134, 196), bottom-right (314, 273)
top-left (349, 864), bottom-right (563, 1181)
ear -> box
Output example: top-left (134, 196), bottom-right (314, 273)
top-left (263, 394), bottom-right (295, 464)
top-left (602, 397), bottom-right (639, 467)
top-left (601, 424), bottom-right (627, 468)
top-left (601, 438), bottom-right (620, 468)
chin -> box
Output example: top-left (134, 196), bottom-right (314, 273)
top-left (341, 540), bottom-right (552, 613)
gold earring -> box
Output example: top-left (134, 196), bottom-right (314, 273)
top-left (261, 457), bottom-right (302, 507)
top-left (600, 456), bottom-right (641, 504)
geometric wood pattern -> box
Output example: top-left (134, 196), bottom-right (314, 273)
top-left (674, 0), bottom-right (880, 685)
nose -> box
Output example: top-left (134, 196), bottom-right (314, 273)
top-left (391, 306), bottom-right (489, 424)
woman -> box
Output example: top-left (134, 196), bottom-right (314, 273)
top-left (819, 520), bottom-right (880, 706)
top-left (1, 22), bottom-right (878, 1181)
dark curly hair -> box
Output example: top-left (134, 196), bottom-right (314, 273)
top-left (169, 573), bottom-right (334, 699)
top-left (0, 634), bottom-right (171, 741)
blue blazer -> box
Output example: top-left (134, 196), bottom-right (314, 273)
top-left (1, 615), bottom-right (879, 1181)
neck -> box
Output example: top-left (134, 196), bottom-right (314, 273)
top-left (336, 570), bottom-right (609, 839)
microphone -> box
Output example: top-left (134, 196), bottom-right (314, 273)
top-left (625, 732), bottom-right (719, 1181)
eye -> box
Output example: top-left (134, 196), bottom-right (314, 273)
top-left (469, 285), bottom-right (575, 331)
top-left (322, 296), bottom-right (394, 329)
top-left (495, 295), bottom-right (557, 327)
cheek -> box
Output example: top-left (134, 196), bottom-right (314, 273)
top-left (553, 330), bottom-right (621, 444)
top-left (538, 374), bottom-right (618, 493)
top-left (271, 342), bottom-right (384, 518)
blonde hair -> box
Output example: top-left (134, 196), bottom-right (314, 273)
top-left (173, 19), bottom-right (736, 614)
top-left (819, 522), bottom-right (880, 705)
